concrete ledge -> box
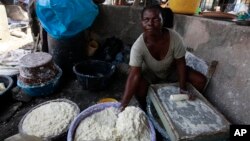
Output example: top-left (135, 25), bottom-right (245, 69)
top-left (92, 5), bottom-right (250, 124)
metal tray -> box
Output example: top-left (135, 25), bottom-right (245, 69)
top-left (147, 83), bottom-right (230, 141)
top-left (235, 20), bottom-right (250, 26)
top-left (201, 12), bottom-right (236, 19)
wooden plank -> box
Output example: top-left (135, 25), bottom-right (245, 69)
top-left (203, 60), bottom-right (218, 93)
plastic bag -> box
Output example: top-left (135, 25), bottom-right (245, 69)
top-left (36, 0), bottom-right (98, 39)
top-left (185, 51), bottom-right (208, 76)
top-left (99, 37), bottom-right (124, 62)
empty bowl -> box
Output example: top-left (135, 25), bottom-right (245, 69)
top-left (0, 75), bottom-right (14, 100)
top-left (73, 60), bottom-right (115, 91)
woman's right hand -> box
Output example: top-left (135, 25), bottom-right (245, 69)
top-left (120, 67), bottom-right (142, 111)
top-left (119, 101), bottom-right (128, 112)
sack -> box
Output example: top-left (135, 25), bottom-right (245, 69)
top-left (102, 37), bottom-right (124, 62)
top-left (36, 0), bottom-right (98, 39)
top-left (185, 51), bottom-right (208, 76)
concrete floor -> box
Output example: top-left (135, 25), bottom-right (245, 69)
top-left (0, 72), bottom-right (128, 140)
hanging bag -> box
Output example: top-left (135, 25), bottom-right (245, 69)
top-left (36, 0), bottom-right (98, 39)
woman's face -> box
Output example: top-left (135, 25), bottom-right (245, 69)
top-left (141, 9), bottom-right (163, 35)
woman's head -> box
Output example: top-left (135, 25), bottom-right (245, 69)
top-left (141, 5), bottom-right (163, 34)
top-left (141, 5), bottom-right (174, 30)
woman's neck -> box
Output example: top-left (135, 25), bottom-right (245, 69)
top-left (144, 28), bottom-right (165, 42)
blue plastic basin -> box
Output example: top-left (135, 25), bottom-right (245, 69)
top-left (17, 66), bottom-right (62, 97)
top-left (67, 102), bottom-right (156, 141)
top-left (73, 60), bottom-right (115, 91)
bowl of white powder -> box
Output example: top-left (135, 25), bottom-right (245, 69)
top-left (19, 99), bottom-right (80, 140)
top-left (67, 102), bottom-right (156, 141)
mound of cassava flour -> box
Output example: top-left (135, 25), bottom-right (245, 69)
top-left (22, 101), bottom-right (78, 138)
top-left (116, 107), bottom-right (150, 141)
top-left (74, 107), bottom-right (119, 141)
top-left (74, 106), bottom-right (150, 141)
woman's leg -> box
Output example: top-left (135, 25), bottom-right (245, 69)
top-left (186, 66), bottom-right (207, 93)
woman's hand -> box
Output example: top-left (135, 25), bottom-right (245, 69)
top-left (180, 88), bottom-right (196, 100)
top-left (175, 57), bottom-right (187, 93)
top-left (119, 101), bottom-right (128, 112)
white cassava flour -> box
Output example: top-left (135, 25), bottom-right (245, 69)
top-left (116, 107), bottom-right (151, 141)
top-left (74, 107), bottom-right (119, 141)
top-left (74, 106), bottom-right (151, 141)
top-left (22, 101), bottom-right (78, 138)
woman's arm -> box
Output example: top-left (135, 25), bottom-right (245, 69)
top-left (121, 66), bottom-right (142, 108)
top-left (175, 57), bottom-right (187, 91)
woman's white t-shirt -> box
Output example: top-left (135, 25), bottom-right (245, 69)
top-left (129, 29), bottom-right (186, 82)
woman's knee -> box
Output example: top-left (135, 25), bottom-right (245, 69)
top-left (187, 68), bottom-right (207, 91)
top-left (193, 70), bottom-right (206, 83)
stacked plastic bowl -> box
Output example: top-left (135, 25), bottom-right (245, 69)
top-left (17, 52), bottom-right (62, 96)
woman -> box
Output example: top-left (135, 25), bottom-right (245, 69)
top-left (120, 5), bottom-right (207, 110)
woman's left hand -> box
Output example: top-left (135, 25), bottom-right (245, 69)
top-left (180, 89), bottom-right (196, 101)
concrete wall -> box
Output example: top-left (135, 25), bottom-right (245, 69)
top-left (92, 5), bottom-right (250, 124)
top-left (92, 5), bottom-right (143, 44)
top-left (174, 15), bottom-right (250, 125)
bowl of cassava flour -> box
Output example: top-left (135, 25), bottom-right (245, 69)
top-left (19, 99), bottom-right (80, 140)
top-left (67, 102), bottom-right (156, 141)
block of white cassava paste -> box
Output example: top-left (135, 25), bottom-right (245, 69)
top-left (169, 94), bottom-right (189, 102)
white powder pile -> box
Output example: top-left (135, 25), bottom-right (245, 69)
top-left (116, 106), bottom-right (151, 141)
top-left (74, 107), bottom-right (119, 141)
top-left (74, 106), bottom-right (151, 141)
top-left (22, 101), bottom-right (78, 138)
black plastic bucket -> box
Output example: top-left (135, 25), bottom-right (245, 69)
top-left (47, 31), bottom-right (87, 77)
top-left (73, 60), bottom-right (116, 91)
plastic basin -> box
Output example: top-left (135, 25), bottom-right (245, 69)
top-left (19, 99), bottom-right (80, 140)
top-left (168, 0), bottom-right (201, 14)
top-left (17, 66), bottom-right (62, 97)
top-left (73, 60), bottom-right (115, 91)
top-left (0, 75), bottom-right (14, 100)
top-left (67, 102), bottom-right (156, 141)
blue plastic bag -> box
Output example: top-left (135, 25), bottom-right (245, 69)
top-left (36, 0), bottom-right (98, 39)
